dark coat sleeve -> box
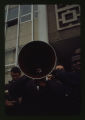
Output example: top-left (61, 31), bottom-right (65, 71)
top-left (9, 75), bottom-right (31, 99)
top-left (52, 70), bottom-right (80, 86)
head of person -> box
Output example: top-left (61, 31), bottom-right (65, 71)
top-left (56, 65), bottom-right (64, 71)
top-left (11, 66), bottom-right (21, 80)
top-left (71, 48), bottom-right (80, 72)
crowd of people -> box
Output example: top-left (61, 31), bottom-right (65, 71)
top-left (5, 48), bottom-right (80, 116)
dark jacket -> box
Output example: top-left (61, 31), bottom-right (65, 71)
top-left (52, 70), bottom-right (81, 115)
top-left (8, 75), bottom-right (66, 115)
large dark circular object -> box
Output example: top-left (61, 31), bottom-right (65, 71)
top-left (18, 41), bottom-right (57, 79)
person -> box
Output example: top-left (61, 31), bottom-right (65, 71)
top-left (51, 48), bottom-right (80, 115)
top-left (10, 66), bottom-right (21, 81)
top-left (5, 66), bottom-right (22, 115)
top-left (6, 48), bottom-right (80, 115)
top-left (7, 70), bottom-right (66, 115)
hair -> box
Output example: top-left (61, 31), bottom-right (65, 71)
top-left (11, 66), bottom-right (21, 74)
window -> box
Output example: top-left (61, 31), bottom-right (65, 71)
top-left (7, 6), bottom-right (18, 21)
top-left (20, 5), bottom-right (31, 16)
top-left (20, 14), bottom-right (31, 22)
top-left (7, 18), bottom-right (18, 27)
top-left (20, 5), bottom-right (31, 23)
top-left (6, 6), bottom-right (18, 27)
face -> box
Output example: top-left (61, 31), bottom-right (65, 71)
top-left (11, 72), bottom-right (21, 80)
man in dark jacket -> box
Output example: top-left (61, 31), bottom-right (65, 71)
top-left (5, 66), bottom-right (22, 115)
top-left (8, 74), bottom-right (66, 116)
top-left (51, 48), bottom-right (80, 115)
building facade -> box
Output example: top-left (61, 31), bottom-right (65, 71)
top-left (5, 4), bottom-right (80, 84)
top-left (47, 4), bottom-right (80, 71)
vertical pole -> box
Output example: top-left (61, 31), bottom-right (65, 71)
top-left (31, 5), bottom-right (34, 41)
top-left (38, 5), bottom-right (48, 43)
top-left (15, 5), bottom-right (20, 66)
top-left (5, 5), bottom-right (9, 38)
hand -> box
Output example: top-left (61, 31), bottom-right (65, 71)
top-left (5, 100), bottom-right (16, 106)
top-left (47, 74), bottom-right (53, 80)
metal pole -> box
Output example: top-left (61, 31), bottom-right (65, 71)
top-left (15, 5), bottom-right (20, 66)
top-left (38, 5), bottom-right (48, 43)
top-left (31, 5), bottom-right (34, 41)
top-left (5, 5), bottom-right (9, 38)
